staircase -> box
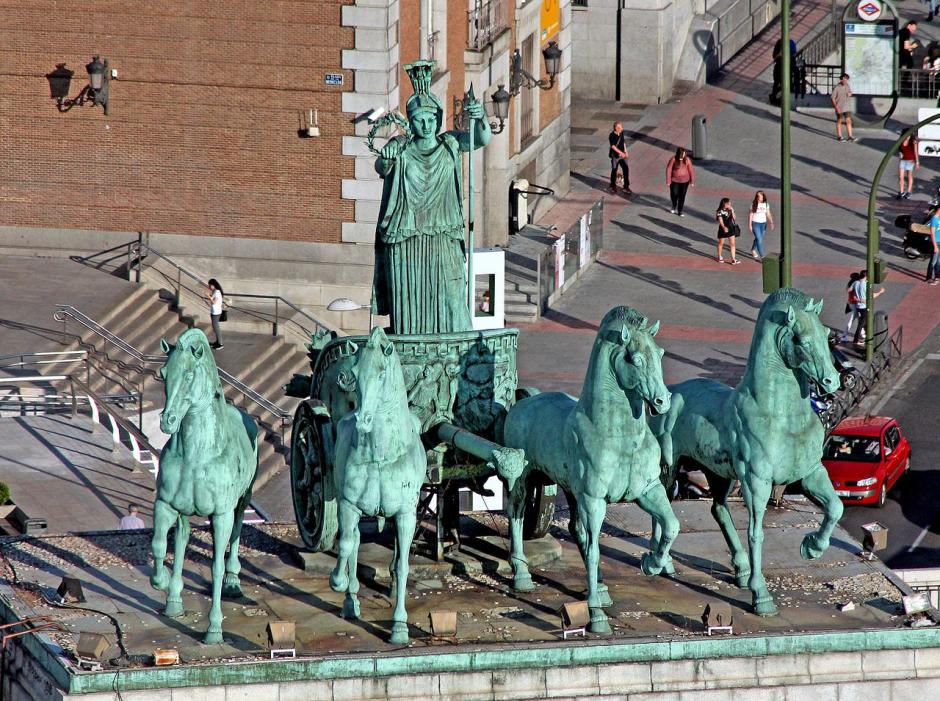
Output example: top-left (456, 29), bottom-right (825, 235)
top-left (54, 284), bottom-right (311, 521)
top-left (504, 253), bottom-right (540, 325)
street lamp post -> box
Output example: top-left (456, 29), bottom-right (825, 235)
top-left (780, 0), bottom-right (793, 288)
top-left (864, 111), bottom-right (940, 361)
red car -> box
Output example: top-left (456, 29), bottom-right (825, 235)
top-left (821, 416), bottom-right (911, 508)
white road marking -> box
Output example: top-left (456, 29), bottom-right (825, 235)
top-left (908, 524), bottom-right (932, 553)
top-left (872, 357), bottom-right (925, 414)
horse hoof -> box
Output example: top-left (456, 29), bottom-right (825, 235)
top-left (150, 569), bottom-right (169, 592)
top-left (754, 598), bottom-right (779, 617)
top-left (734, 571), bottom-right (751, 589)
top-left (221, 580), bottom-right (242, 599)
top-left (389, 622), bottom-right (409, 645)
top-left (330, 570), bottom-right (348, 594)
top-left (513, 575), bottom-right (535, 592)
top-left (596, 583), bottom-right (613, 608)
top-left (342, 596), bottom-right (361, 620)
top-left (800, 534), bottom-right (824, 560)
top-left (662, 559), bottom-right (676, 576)
top-left (640, 553), bottom-right (664, 577)
top-left (163, 600), bottom-right (184, 618)
top-left (588, 610), bottom-right (611, 634)
top-left (202, 630), bottom-right (224, 645)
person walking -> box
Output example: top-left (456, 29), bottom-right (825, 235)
top-left (899, 21), bottom-right (919, 70)
top-left (665, 147), bottom-right (695, 216)
top-left (843, 271), bottom-right (862, 343)
top-left (608, 122), bottom-right (632, 195)
top-left (897, 133), bottom-right (919, 199)
top-left (119, 504), bottom-right (146, 530)
top-left (748, 190), bottom-right (774, 260)
top-left (851, 270), bottom-right (884, 346)
top-left (715, 198), bottom-right (741, 265)
top-left (207, 278), bottom-right (225, 350)
top-left (927, 0), bottom-right (940, 23)
top-left (831, 73), bottom-right (857, 142)
top-left (927, 203), bottom-right (940, 284)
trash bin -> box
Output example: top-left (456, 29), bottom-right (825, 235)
top-left (762, 255), bottom-right (781, 294)
top-left (692, 114), bottom-right (708, 160)
top-left (873, 310), bottom-right (889, 353)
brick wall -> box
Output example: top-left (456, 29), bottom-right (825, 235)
top-left (0, 0), bottom-right (355, 244)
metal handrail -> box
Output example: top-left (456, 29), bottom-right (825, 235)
top-left (53, 305), bottom-right (292, 436)
top-left (0, 350), bottom-right (88, 370)
top-left (135, 240), bottom-right (330, 341)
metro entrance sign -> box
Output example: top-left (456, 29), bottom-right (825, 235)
top-left (857, 0), bottom-right (883, 22)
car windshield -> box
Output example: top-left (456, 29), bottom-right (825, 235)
top-left (823, 434), bottom-right (881, 462)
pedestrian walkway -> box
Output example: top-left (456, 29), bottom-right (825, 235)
top-left (522, 0), bottom-right (940, 395)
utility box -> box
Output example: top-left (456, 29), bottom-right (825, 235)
top-left (874, 257), bottom-right (888, 283)
top-left (509, 179), bottom-right (529, 234)
top-left (874, 310), bottom-right (889, 352)
top-left (762, 255), bottom-right (781, 293)
top-left (692, 114), bottom-right (708, 160)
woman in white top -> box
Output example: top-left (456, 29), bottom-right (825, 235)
top-left (748, 190), bottom-right (775, 260)
top-left (206, 278), bottom-right (225, 349)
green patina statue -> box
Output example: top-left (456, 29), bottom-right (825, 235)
top-left (329, 327), bottom-right (429, 644)
top-left (372, 60), bottom-right (490, 334)
top-left (503, 307), bottom-right (680, 634)
top-left (151, 329), bottom-right (258, 644)
top-left (651, 288), bottom-right (842, 616)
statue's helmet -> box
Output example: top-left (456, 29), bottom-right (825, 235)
top-left (404, 60), bottom-right (444, 132)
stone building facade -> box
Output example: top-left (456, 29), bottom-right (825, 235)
top-left (0, 0), bottom-right (571, 327)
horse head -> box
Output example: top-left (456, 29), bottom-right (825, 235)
top-left (353, 327), bottom-right (407, 440)
top-left (600, 306), bottom-right (671, 415)
top-left (159, 329), bottom-right (220, 434)
top-left (768, 289), bottom-right (840, 395)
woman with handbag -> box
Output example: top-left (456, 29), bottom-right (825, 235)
top-left (715, 198), bottom-right (741, 265)
top-left (206, 278), bottom-right (225, 350)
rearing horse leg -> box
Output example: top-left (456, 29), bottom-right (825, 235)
top-left (506, 480), bottom-right (534, 591)
top-left (330, 500), bottom-right (361, 620)
top-left (150, 499), bottom-right (176, 593)
top-left (741, 474), bottom-right (777, 616)
top-left (567, 490), bottom-right (611, 607)
top-left (164, 514), bottom-right (190, 618)
top-left (222, 488), bottom-right (252, 599)
top-left (204, 510), bottom-right (235, 644)
top-left (635, 483), bottom-right (678, 576)
top-left (580, 495), bottom-right (611, 634)
top-left (705, 472), bottom-right (751, 588)
top-left (799, 465), bottom-right (844, 560)
top-left (390, 511), bottom-right (417, 644)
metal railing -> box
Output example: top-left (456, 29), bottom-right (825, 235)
top-left (0, 373), bottom-right (158, 475)
top-left (795, 6), bottom-right (842, 67)
top-left (467, 0), bottom-right (507, 51)
top-left (53, 305), bottom-right (292, 441)
top-left (535, 200), bottom-right (604, 314)
top-left (818, 325), bottom-right (903, 433)
top-left (802, 64), bottom-right (841, 96)
top-left (71, 234), bottom-right (331, 345)
top-left (898, 69), bottom-right (940, 99)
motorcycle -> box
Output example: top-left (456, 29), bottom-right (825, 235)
top-left (827, 329), bottom-right (859, 391)
top-left (894, 185), bottom-right (940, 260)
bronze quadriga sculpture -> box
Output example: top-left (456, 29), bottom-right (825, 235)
top-left (150, 329), bottom-right (258, 644)
top-left (652, 289), bottom-right (843, 616)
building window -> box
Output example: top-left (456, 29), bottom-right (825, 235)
top-left (519, 34), bottom-right (536, 143)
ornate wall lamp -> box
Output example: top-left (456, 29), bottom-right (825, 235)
top-left (453, 84), bottom-right (510, 134)
top-left (509, 41), bottom-right (562, 96)
top-left (47, 56), bottom-right (110, 115)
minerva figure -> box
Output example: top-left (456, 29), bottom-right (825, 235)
top-left (372, 60), bottom-right (491, 335)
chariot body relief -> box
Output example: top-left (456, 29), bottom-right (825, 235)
top-left (372, 60), bottom-right (491, 334)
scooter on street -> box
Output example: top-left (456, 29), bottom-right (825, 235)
top-left (894, 185), bottom-right (940, 260)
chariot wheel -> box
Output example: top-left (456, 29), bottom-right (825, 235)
top-left (522, 480), bottom-right (556, 540)
top-left (290, 400), bottom-right (338, 551)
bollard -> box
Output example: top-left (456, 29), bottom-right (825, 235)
top-left (692, 114), bottom-right (708, 160)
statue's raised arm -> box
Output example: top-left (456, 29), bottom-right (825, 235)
top-left (371, 60), bottom-right (482, 335)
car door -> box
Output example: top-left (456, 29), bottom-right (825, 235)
top-left (883, 424), bottom-right (902, 488)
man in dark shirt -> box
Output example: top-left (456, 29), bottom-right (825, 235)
top-left (899, 21), bottom-right (918, 69)
top-left (608, 122), bottom-right (632, 195)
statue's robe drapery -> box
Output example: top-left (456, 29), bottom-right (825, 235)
top-left (373, 133), bottom-right (472, 335)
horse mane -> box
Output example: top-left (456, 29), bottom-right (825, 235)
top-left (175, 328), bottom-right (223, 396)
top-left (759, 287), bottom-right (811, 322)
top-left (599, 305), bottom-right (649, 334)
